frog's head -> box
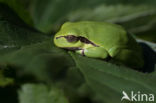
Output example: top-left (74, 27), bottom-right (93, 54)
top-left (54, 33), bottom-right (98, 50)
top-left (54, 22), bottom-right (83, 50)
top-left (54, 22), bottom-right (98, 50)
top-left (54, 34), bottom-right (83, 50)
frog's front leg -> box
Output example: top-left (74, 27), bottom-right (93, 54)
top-left (76, 47), bottom-right (109, 59)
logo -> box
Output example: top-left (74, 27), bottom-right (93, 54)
top-left (121, 91), bottom-right (154, 102)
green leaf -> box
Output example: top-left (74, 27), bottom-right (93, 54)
top-left (0, 0), bottom-right (33, 26)
top-left (70, 53), bottom-right (156, 103)
top-left (31, 0), bottom-right (81, 32)
top-left (0, 3), bottom-right (48, 50)
top-left (68, 4), bottom-right (155, 22)
top-left (0, 40), bottom-right (74, 81)
top-left (0, 3), bottom-right (74, 81)
top-left (18, 84), bottom-right (69, 103)
top-left (31, 0), bottom-right (156, 43)
top-left (137, 39), bottom-right (156, 51)
top-left (31, 0), bottom-right (156, 33)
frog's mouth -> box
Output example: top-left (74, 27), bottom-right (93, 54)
top-left (63, 47), bottom-right (85, 56)
top-left (63, 47), bottom-right (82, 51)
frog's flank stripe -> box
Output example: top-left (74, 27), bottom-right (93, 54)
top-left (78, 36), bottom-right (99, 47)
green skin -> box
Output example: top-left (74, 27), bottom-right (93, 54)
top-left (54, 21), bottom-right (144, 68)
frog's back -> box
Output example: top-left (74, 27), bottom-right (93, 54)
top-left (62, 21), bottom-right (138, 50)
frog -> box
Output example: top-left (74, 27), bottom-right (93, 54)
top-left (54, 21), bottom-right (144, 68)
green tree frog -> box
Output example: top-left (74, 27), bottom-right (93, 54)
top-left (54, 21), bottom-right (144, 68)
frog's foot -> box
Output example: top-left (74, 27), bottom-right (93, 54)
top-left (76, 47), bottom-right (109, 59)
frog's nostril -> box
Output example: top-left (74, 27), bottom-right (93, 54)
top-left (56, 37), bottom-right (60, 39)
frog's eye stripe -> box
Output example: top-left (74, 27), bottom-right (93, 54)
top-left (56, 35), bottom-right (78, 42)
top-left (56, 35), bottom-right (99, 47)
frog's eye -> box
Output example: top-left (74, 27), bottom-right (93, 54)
top-left (65, 35), bottom-right (78, 42)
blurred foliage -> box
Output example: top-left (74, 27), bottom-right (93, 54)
top-left (28, 0), bottom-right (156, 43)
top-left (18, 84), bottom-right (69, 103)
top-left (70, 52), bottom-right (156, 103)
top-left (0, 69), bottom-right (14, 87)
top-left (0, 0), bottom-right (33, 26)
top-left (0, 0), bottom-right (155, 103)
